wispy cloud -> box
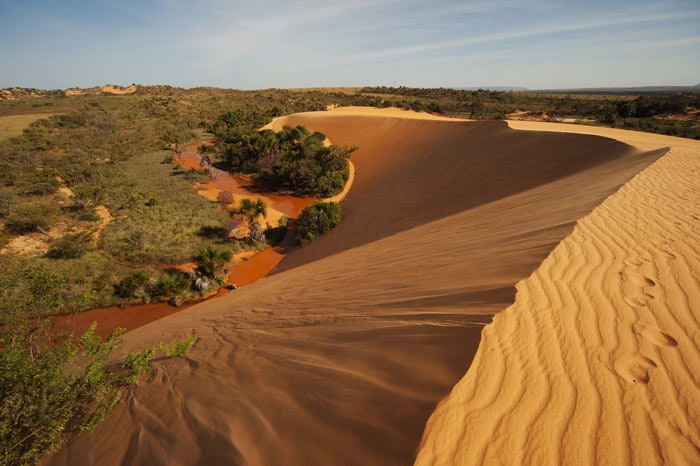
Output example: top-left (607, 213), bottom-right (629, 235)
top-left (349, 10), bottom-right (700, 62)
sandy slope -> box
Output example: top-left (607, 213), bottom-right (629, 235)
top-left (46, 111), bottom-right (664, 466)
top-left (416, 123), bottom-right (700, 465)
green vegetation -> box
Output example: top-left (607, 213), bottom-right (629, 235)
top-left (232, 198), bottom-right (267, 241)
top-left (0, 321), bottom-right (197, 466)
top-left (164, 335), bottom-right (197, 358)
top-left (98, 150), bottom-right (230, 266)
top-left (193, 246), bottom-right (232, 279)
top-left (212, 117), bottom-right (355, 196)
top-left (5, 202), bottom-right (60, 234)
top-left (0, 323), bottom-right (123, 465)
top-left (46, 232), bottom-right (93, 259)
top-left (296, 202), bottom-right (341, 246)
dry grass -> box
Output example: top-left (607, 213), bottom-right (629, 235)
top-left (0, 113), bottom-right (55, 141)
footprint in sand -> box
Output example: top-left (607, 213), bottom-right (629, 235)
top-left (624, 270), bottom-right (657, 287)
top-left (634, 323), bottom-right (678, 347)
top-left (614, 353), bottom-right (657, 384)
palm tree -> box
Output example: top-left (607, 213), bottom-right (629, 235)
top-left (232, 198), bottom-right (267, 241)
top-left (193, 245), bottom-right (232, 278)
top-left (233, 198), bottom-right (267, 226)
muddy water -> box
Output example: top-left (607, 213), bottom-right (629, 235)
top-left (53, 141), bottom-right (315, 339)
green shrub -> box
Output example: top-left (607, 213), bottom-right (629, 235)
top-left (0, 323), bottom-right (125, 466)
top-left (46, 232), bottom-right (93, 259)
top-left (5, 202), bottom-right (60, 234)
top-left (21, 169), bottom-right (60, 195)
top-left (152, 271), bottom-right (190, 297)
top-left (295, 201), bottom-right (341, 246)
top-left (20, 262), bottom-right (67, 312)
top-left (122, 347), bottom-right (157, 384)
top-left (164, 336), bottom-right (197, 358)
top-left (113, 270), bottom-right (150, 299)
top-left (193, 246), bottom-right (232, 278)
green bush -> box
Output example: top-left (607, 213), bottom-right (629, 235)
top-left (20, 262), bottom-right (67, 313)
top-left (0, 323), bottom-right (125, 466)
top-left (5, 202), bottom-right (60, 234)
top-left (21, 169), bottom-right (60, 195)
top-left (113, 270), bottom-right (150, 299)
top-left (193, 246), bottom-right (232, 279)
top-left (295, 201), bottom-right (341, 246)
top-left (46, 232), bottom-right (93, 259)
top-left (220, 123), bottom-right (354, 196)
top-left (152, 271), bottom-right (190, 297)
top-left (0, 320), bottom-right (202, 465)
top-left (164, 336), bottom-right (197, 358)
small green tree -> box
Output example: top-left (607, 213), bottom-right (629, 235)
top-left (232, 198), bottom-right (267, 226)
top-left (296, 202), bottom-right (341, 246)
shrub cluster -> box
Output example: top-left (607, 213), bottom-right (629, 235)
top-left (114, 270), bottom-right (189, 302)
top-left (0, 322), bottom-right (198, 465)
top-left (219, 122), bottom-right (354, 196)
top-left (295, 201), bottom-right (341, 246)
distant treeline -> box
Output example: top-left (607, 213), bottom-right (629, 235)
top-left (359, 86), bottom-right (700, 139)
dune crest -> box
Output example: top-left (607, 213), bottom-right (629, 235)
top-left (416, 124), bottom-right (700, 465)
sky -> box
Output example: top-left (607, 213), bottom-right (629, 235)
top-left (1, 0), bottom-right (699, 90)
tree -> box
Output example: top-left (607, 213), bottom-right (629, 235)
top-left (232, 198), bottom-right (267, 241)
top-left (296, 202), bottom-right (341, 246)
top-left (232, 198), bottom-right (267, 227)
top-left (197, 144), bottom-right (218, 178)
top-left (616, 101), bottom-right (634, 123)
top-left (193, 245), bottom-right (232, 279)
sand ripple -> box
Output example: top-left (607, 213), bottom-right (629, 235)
top-left (416, 125), bottom-right (700, 465)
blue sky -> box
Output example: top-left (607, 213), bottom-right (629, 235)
top-left (1, 0), bottom-right (699, 90)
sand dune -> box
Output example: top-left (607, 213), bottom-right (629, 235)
top-left (46, 110), bottom-right (668, 465)
top-left (416, 123), bottom-right (700, 465)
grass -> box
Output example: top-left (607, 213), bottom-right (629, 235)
top-left (0, 113), bottom-right (55, 141)
top-left (100, 148), bottom-right (234, 265)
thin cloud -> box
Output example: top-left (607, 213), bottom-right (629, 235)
top-left (350, 10), bottom-right (700, 62)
